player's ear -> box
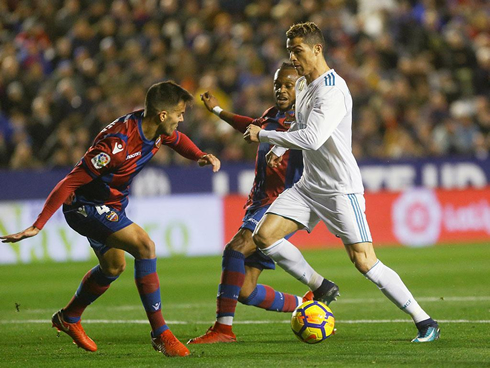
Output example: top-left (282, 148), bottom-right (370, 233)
top-left (159, 111), bottom-right (167, 122)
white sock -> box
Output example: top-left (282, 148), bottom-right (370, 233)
top-left (364, 260), bottom-right (430, 323)
top-left (260, 238), bottom-right (323, 290)
top-left (216, 316), bottom-right (233, 325)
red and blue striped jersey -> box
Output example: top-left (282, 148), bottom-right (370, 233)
top-left (33, 110), bottom-right (205, 229)
top-left (78, 109), bottom-right (203, 210)
top-left (246, 107), bottom-right (303, 210)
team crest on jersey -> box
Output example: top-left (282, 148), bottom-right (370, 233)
top-left (155, 137), bottom-right (162, 148)
top-left (91, 152), bottom-right (111, 169)
top-left (106, 211), bottom-right (119, 222)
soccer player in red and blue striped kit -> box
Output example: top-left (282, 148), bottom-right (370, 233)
top-left (1, 81), bottom-right (220, 357)
top-left (188, 63), bottom-right (338, 344)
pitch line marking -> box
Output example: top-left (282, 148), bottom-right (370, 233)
top-left (17, 295), bottom-right (490, 314)
top-left (1, 319), bottom-right (489, 325)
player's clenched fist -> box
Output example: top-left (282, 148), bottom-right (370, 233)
top-left (200, 91), bottom-right (219, 112)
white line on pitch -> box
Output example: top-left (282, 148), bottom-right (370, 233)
top-left (1, 319), bottom-right (489, 324)
top-left (16, 295), bottom-right (490, 314)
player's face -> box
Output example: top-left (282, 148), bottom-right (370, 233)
top-left (161, 100), bottom-right (186, 135)
top-left (273, 67), bottom-right (298, 112)
top-left (287, 37), bottom-right (318, 77)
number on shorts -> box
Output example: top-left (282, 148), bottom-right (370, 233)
top-left (96, 205), bottom-right (110, 215)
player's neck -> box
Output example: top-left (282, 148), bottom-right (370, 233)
top-left (141, 116), bottom-right (160, 141)
top-left (305, 60), bottom-right (330, 84)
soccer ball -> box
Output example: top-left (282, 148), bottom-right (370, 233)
top-left (291, 300), bottom-right (335, 344)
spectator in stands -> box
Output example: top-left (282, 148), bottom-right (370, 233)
top-left (0, 0), bottom-right (488, 168)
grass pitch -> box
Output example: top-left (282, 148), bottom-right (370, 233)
top-left (1, 243), bottom-right (489, 367)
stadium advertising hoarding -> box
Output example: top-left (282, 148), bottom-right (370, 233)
top-left (225, 187), bottom-right (490, 249)
top-left (0, 195), bottom-right (223, 264)
top-left (0, 187), bottom-right (488, 264)
top-left (0, 157), bottom-right (489, 200)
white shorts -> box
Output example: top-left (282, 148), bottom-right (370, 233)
top-left (266, 186), bottom-right (372, 245)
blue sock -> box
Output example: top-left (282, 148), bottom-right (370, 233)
top-left (241, 284), bottom-right (299, 312)
top-left (134, 258), bottom-right (168, 337)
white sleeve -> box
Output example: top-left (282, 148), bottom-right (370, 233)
top-left (271, 145), bottom-right (288, 157)
top-left (259, 88), bottom-right (346, 151)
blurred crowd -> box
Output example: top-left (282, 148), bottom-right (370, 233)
top-left (0, 0), bottom-right (489, 170)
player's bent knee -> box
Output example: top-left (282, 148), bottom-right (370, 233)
top-left (252, 230), bottom-right (269, 249)
top-left (225, 231), bottom-right (256, 256)
top-left (224, 238), bottom-right (245, 253)
top-left (103, 262), bottom-right (126, 277)
top-left (135, 236), bottom-right (156, 259)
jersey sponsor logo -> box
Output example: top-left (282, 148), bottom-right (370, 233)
top-left (106, 211), bottom-right (119, 222)
top-left (91, 152), bottom-right (111, 169)
top-left (112, 142), bottom-right (124, 154)
top-left (126, 151), bottom-right (141, 160)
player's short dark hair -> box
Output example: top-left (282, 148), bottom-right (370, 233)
top-left (286, 22), bottom-right (325, 48)
top-left (144, 81), bottom-right (193, 118)
top-left (279, 61), bottom-right (296, 72)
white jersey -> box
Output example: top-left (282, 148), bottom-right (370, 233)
top-left (259, 69), bottom-right (364, 196)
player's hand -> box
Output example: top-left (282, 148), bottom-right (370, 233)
top-left (198, 154), bottom-right (221, 172)
top-left (266, 150), bottom-right (283, 168)
top-left (244, 124), bottom-right (261, 143)
top-left (1, 226), bottom-right (40, 243)
top-left (200, 91), bottom-right (219, 112)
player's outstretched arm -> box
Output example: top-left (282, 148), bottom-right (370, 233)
top-left (198, 154), bottom-right (221, 172)
top-left (201, 91), bottom-right (254, 133)
top-left (1, 226), bottom-right (40, 243)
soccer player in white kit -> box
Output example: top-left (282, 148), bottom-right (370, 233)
top-left (244, 22), bottom-right (440, 343)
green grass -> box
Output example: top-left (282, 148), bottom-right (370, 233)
top-left (1, 243), bottom-right (489, 367)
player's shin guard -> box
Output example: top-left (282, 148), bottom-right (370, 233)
top-left (134, 258), bottom-right (168, 337)
top-left (63, 265), bottom-right (119, 323)
top-left (239, 284), bottom-right (301, 312)
top-left (364, 260), bottom-right (430, 323)
top-left (216, 249), bottom-right (245, 326)
top-left (260, 238), bottom-right (323, 290)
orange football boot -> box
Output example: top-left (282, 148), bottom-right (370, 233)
top-left (302, 290), bottom-right (314, 302)
top-left (51, 310), bottom-right (97, 352)
top-left (152, 329), bottom-right (190, 357)
top-left (187, 322), bottom-right (237, 344)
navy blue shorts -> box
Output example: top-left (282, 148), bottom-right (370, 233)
top-left (63, 203), bottom-right (133, 256)
top-left (240, 206), bottom-right (296, 271)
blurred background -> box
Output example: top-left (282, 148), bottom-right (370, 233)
top-left (0, 0), bottom-right (489, 264)
top-left (0, 0), bottom-right (488, 167)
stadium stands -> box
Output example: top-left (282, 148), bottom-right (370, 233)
top-left (0, 0), bottom-right (488, 169)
